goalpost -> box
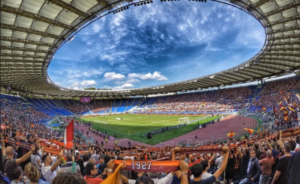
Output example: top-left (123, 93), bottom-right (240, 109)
top-left (178, 117), bottom-right (190, 125)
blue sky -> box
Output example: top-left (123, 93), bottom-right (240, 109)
top-left (48, 0), bottom-right (265, 90)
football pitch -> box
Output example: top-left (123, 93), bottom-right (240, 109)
top-left (80, 114), bottom-right (221, 145)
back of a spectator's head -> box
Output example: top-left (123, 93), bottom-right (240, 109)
top-left (147, 172), bottom-right (159, 179)
top-left (66, 154), bottom-right (72, 162)
top-left (25, 163), bottom-right (40, 182)
top-left (289, 141), bottom-right (296, 151)
top-left (191, 163), bottom-right (203, 178)
top-left (200, 160), bottom-right (209, 170)
top-left (89, 158), bottom-right (95, 164)
top-left (11, 168), bottom-right (21, 181)
top-left (284, 142), bottom-right (291, 153)
top-left (52, 173), bottom-right (87, 184)
top-left (135, 175), bottom-right (154, 184)
top-left (104, 155), bottom-right (111, 163)
top-left (266, 150), bottom-right (272, 158)
top-left (83, 154), bottom-right (89, 162)
top-left (5, 146), bottom-right (14, 157)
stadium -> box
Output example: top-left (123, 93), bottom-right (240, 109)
top-left (0, 0), bottom-right (300, 184)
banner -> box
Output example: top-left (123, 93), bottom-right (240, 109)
top-left (114, 160), bottom-right (180, 172)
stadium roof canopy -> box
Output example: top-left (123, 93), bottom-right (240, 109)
top-left (1, 0), bottom-right (300, 98)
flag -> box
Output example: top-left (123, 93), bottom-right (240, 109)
top-left (293, 102), bottom-right (297, 107)
top-left (279, 91), bottom-right (284, 95)
top-left (279, 101), bottom-right (283, 107)
top-left (273, 106), bottom-right (278, 118)
top-left (296, 94), bottom-right (300, 101)
top-left (284, 97), bottom-right (288, 103)
top-left (227, 131), bottom-right (235, 138)
top-left (288, 106), bottom-right (295, 112)
top-left (244, 128), bottom-right (254, 134)
top-left (280, 107), bottom-right (286, 111)
top-left (101, 162), bottom-right (124, 184)
top-left (64, 119), bottom-right (74, 145)
top-left (262, 107), bottom-right (266, 111)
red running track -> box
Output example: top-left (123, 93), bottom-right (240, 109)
top-left (154, 115), bottom-right (257, 147)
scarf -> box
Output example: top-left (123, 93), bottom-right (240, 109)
top-left (114, 160), bottom-right (180, 172)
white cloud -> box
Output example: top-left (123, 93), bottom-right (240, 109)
top-left (126, 78), bottom-right (140, 83)
top-left (104, 72), bottom-right (125, 80)
top-left (92, 24), bottom-right (100, 33)
top-left (128, 71), bottom-right (168, 81)
top-left (81, 80), bottom-right (96, 87)
top-left (112, 83), bottom-right (134, 90)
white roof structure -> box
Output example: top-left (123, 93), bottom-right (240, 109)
top-left (1, 0), bottom-right (300, 98)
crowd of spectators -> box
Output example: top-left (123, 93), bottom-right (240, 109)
top-left (1, 77), bottom-right (300, 184)
top-left (61, 100), bottom-right (111, 115)
top-left (135, 86), bottom-right (252, 114)
top-left (254, 77), bottom-right (300, 109)
top-left (1, 122), bottom-right (300, 184)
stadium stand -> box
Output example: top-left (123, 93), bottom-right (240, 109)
top-left (1, 0), bottom-right (300, 183)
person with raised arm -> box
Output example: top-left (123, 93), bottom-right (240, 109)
top-left (41, 149), bottom-right (63, 184)
top-left (190, 146), bottom-right (229, 184)
top-left (3, 144), bottom-right (35, 181)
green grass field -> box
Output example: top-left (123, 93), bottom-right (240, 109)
top-left (81, 114), bottom-right (221, 145)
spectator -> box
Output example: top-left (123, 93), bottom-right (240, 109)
top-left (259, 150), bottom-right (274, 184)
top-left (190, 147), bottom-right (229, 184)
top-left (84, 162), bottom-right (103, 184)
top-left (287, 150), bottom-right (300, 184)
top-left (239, 149), bottom-right (262, 184)
top-left (24, 163), bottom-right (49, 184)
top-left (135, 175), bottom-right (154, 184)
top-left (271, 143), bottom-right (291, 184)
top-left (215, 152), bottom-right (224, 182)
top-left (10, 168), bottom-right (24, 184)
top-left (60, 155), bottom-right (80, 174)
top-left (3, 145), bottom-right (35, 181)
top-left (31, 146), bottom-right (42, 171)
top-left (41, 150), bottom-right (62, 184)
top-left (52, 173), bottom-right (86, 184)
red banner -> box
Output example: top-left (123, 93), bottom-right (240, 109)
top-left (114, 160), bottom-right (180, 172)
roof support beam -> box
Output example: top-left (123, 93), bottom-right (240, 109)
top-left (0, 23), bottom-right (61, 39)
top-left (218, 73), bottom-right (242, 82)
top-left (269, 48), bottom-right (300, 52)
top-left (242, 68), bottom-right (270, 76)
top-left (210, 77), bottom-right (230, 85)
top-left (259, 1), bottom-right (300, 18)
top-left (0, 5), bottom-right (73, 30)
top-left (271, 42), bottom-right (300, 47)
top-left (0, 53), bottom-right (46, 59)
top-left (1, 46), bottom-right (50, 54)
top-left (263, 57), bottom-right (300, 63)
top-left (47, 0), bottom-right (88, 17)
top-left (252, 0), bottom-right (269, 8)
top-left (226, 72), bottom-right (251, 80)
top-left (269, 34), bottom-right (300, 41)
top-left (0, 59), bottom-right (43, 63)
top-left (260, 61), bottom-right (298, 68)
top-left (256, 63), bottom-right (288, 71)
top-left (271, 25), bottom-right (300, 34)
top-left (1, 37), bottom-right (53, 47)
top-left (264, 53), bottom-right (300, 58)
top-left (236, 70), bottom-right (262, 78)
top-left (249, 65), bottom-right (281, 74)
top-left (267, 15), bottom-right (300, 27)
